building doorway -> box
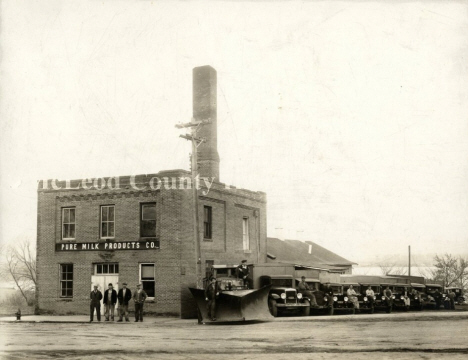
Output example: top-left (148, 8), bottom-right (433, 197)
top-left (91, 263), bottom-right (119, 314)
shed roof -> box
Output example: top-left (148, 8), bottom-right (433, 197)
top-left (267, 237), bottom-right (356, 270)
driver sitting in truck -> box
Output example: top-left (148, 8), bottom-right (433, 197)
top-left (365, 286), bottom-right (375, 308)
top-left (346, 285), bottom-right (360, 311)
top-left (236, 260), bottom-right (252, 289)
top-left (297, 276), bottom-right (318, 307)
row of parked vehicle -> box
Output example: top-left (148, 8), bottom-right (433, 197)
top-left (265, 274), bottom-right (465, 317)
top-left (191, 264), bottom-right (465, 322)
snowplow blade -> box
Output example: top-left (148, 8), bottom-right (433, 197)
top-left (189, 285), bottom-right (272, 323)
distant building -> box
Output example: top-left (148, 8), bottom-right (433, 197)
top-left (0, 283), bottom-right (17, 302)
top-left (266, 238), bottom-right (356, 274)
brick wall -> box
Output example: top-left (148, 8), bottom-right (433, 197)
top-left (37, 171), bottom-right (267, 318)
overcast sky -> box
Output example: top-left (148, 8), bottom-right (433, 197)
top-left (1, 0), bottom-right (467, 263)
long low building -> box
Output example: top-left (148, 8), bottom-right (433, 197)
top-left (266, 237), bottom-right (356, 274)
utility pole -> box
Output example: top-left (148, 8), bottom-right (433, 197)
top-left (408, 245), bottom-right (411, 277)
top-left (176, 118), bottom-right (210, 289)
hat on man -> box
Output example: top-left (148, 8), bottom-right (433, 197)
top-left (122, 282), bottom-right (127, 285)
top-left (136, 283), bottom-right (142, 287)
top-left (108, 283), bottom-right (113, 286)
top-left (301, 276), bottom-right (306, 280)
top-left (241, 260), bottom-right (247, 263)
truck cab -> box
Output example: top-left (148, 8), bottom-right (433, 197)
top-left (445, 287), bottom-right (465, 305)
top-left (425, 284), bottom-right (444, 309)
top-left (208, 265), bottom-right (248, 291)
top-left (360, 283), bottom-right (380, 313)
top-left (392, 284), bottom-right (411, 311)
top-left (328, 283), bottom-right (355, 314)
top-left (260, 275), bottom-right (310, 317)
top-left (409, 283), bottom-right (426, 310)
top-left (296, 278), bottom-right (333, 315)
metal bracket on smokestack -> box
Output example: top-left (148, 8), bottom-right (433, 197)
top-left (179, 134), bottom-right (206, 147)
top-left (175, 118), bottom-right (212, 129)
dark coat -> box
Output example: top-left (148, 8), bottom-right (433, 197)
top-left (205, 282), bottom-right (218, 300)
top-left (133, 289), bottom-right (148, 303)
top-left (103, 289), bottom-right (117, 305)
top-left (118, 288), bottom-right (132, 305)
top-left (90, 290), bottom-right (103, 305)
top-left (236, 265), bottom-right (250, 279)
top-left (322, 285), bottom-right (334, 297)
top-left (298, 281), bottom-right (311, 291)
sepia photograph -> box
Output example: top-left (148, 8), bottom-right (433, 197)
top-left (0, 0), bottom-right (467, 359)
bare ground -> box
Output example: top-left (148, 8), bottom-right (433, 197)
top-left (0, 312), bottom-right (467, 359)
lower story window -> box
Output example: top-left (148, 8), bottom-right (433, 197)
top-left (60, 264), bottom-right (73, 298)
top-left (140, 263), bottom-right (155, 298)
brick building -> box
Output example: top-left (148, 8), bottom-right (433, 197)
top-left (36, 66), bottom-right (267, 317)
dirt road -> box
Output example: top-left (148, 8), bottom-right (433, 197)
top-left (1, 312), bottom-right (467, 359)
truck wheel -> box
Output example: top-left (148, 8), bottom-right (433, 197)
top-left (302, 300), bottom-right (310, 316)
top-left (269, 299), bottom-right (278, 317)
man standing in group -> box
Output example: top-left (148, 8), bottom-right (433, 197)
top-left (297, 276), bottom-right (318, 307)
top-left (322, 282), bottom-right (334, 314)
top-left (447, 290), bottom-right (456, 310)
top-left (117, 282), bottom-right (132, 322)
top-left (365, 286), bottom-right (375, 312)
top-left (103, 283), bottom-right (117, 321)
top-left (205, 277), bottom-right (219, 321)
top-left (384, 286), bottom-right (393, 313)
top-left (133, 283), bottom-right (147, 322)
top-left (90, 285), bottom-right (103, 322)
top-left (236, 260), bottom-right (251, 289)
top-left (434, 289), bottom-right (442, 310)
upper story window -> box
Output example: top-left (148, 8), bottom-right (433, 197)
top-left (100, 205), bottom-right (115, 239)
top-left (203, 206), bottom-right (212, 239)
top-left (243, 217), bottom-right (250, 250)
top-left (140, 203), bottom-right (156, 238)
top-left (62, 208), bottom-right (76, 240)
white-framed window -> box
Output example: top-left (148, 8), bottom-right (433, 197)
top-left (62, 208), bottom-right (76, 240)
top-left (100, 205), bottom-right (115, 239)
top-left (139, 263), bottom-right (155, 298)
top-left (243, 217), bottom-right (250, 250)
top-left (94, 263), bottom-right (119, 275)
top-left (60, 264), bottom-right (73, 298)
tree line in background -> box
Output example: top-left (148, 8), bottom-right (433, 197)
top-left (379, 254), bottom-right (468, 289)
top-left (0, 241), bottom-right (37, 310)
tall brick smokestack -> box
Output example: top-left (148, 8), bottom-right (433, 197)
top-left (193, 65), bottom-right (220, 181)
